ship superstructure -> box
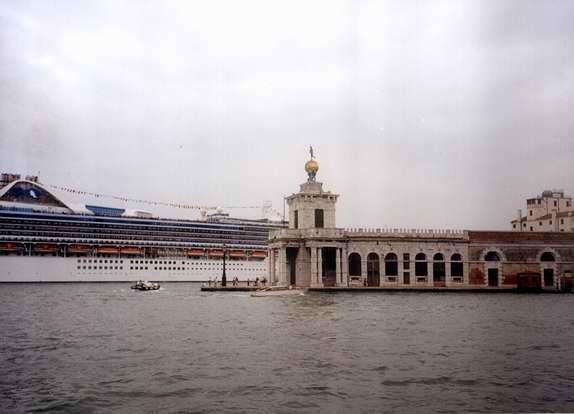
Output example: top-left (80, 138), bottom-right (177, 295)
top-left (0, 174), bottom-right (284, 282)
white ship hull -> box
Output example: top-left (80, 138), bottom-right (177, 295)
top-left (0, 256), bottom-right (268, 282)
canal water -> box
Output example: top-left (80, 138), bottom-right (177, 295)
top-left (1, 284), bottom-right (574, 413)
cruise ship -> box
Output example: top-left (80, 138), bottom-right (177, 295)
top-left (0, 173), bottom-right (285, 282)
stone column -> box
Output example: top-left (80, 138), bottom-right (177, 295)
top-left (268, 248), bottom-right (273, 284)
top-left (311, 246), bottom-right (318, 287)
top-left (271, 249), bottom-right (277, 284)
top-left (428, 259), bottom-right (434, 286)
top-left (317, 247), bottom-right (323, 287)
top-left (342, 246), bottom-right (349, 286)
top-left (277, 247), bottom-right (287, 286)
top-left (268, 248), bottom-right (274, 283)
top-left (445, 257), bottom-right (451, 287)
top-left (335, 247), bottom-right (341, 286)
top-left (361, 255), bottom-right (368, 286)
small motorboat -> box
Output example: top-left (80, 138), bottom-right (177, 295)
top-left (131, 280), bottom-right (160, 291)
top-left (251, 286), bottom-right (305, 297)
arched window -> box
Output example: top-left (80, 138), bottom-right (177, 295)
top-left (433, 253), bottom-right (445, 281)
top-left (484, 251), bottom-right (501, 262)
top-left (451, 253), bottom-right (463, 277)
top-left (415, 253), bottom-right (427, 277)
top-left (540, 252), bottom-right (555, 262)
top-left (367, 253), bottom-right (380, 286)
top-left (348, 253), bottom-right (361, 276)
top-left (384, 253), bottom-right (398, 276)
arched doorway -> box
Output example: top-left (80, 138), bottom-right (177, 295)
top-left (415, 253), bottom-right (427, 282)
top-left (321, 247), bottom-right (338, 287)
top-left (384, 253), bottom-right (398, 280)
top-left (348, 253), bottom-right (362, 285)
top-left (484, 251), bottom-right (501, 287)
top-left (367, 253), bottom-right (380, 287)
top-left (450, 253), bottom-right (463, 282)
top-left (540, 251), bottom-right (556, 288)
top-left (433, 253), bottom-right (445, 285)
top-left (286, 247), bottom-right (298, 286)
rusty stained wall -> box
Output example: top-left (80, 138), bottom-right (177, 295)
top-left (501, 263), bottom-right (542, 285)
top-left (469, 244), bottom-right (574, 263)
top-left (468, 246), bottom-right (561, 262)
top-left (468, 243), bottom-right (574, 287)
top-left (469, 262), bottom-right (547, 286)
top-left (469, 267), bottom-right (485, 285)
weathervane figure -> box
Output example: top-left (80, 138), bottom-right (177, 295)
top-left (309, 145), bottom-right (314, 160)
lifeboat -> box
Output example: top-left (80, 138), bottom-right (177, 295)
top-left (229, 250), bottom-right (246, 258)
top-left (250, 250), bottom-right (267, 258)
top-left (96, 246), bottom-right (120, 255)
top-left (187, 248), bottom-right (205, 257)
top-left (120, 247), bottom-right (143, 255)
top-left (33, 244), bottom-right (58, 253)
top-left (0, 243), bottom-right (24, 252)
top-left (68, 245), bottom-right (91, 254)
top-left (208, 249), bottom-right (224, 257)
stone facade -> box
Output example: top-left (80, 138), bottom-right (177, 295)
top-left (287, 181), bottom-right (338, 230)
top-left (269, 159), bottom-right (574, 291)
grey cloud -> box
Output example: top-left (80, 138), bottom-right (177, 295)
top-left (1, 0), bottom-right (573, 229)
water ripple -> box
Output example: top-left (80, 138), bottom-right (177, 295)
top-left (1, 284), bottom-right (574, 413)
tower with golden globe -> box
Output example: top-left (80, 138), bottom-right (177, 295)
top-left (286, 147), bottom-right (339, 230)
top-left (268, 147), bottom-right (344, 288)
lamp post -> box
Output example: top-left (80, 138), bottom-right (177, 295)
top-left (221, 244), bottom-right (227, 287)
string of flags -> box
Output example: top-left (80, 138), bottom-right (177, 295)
top-left (48, 184), bottom-right (261, 210)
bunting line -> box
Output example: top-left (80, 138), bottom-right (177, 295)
top-left (47, 184), bottom-right (261, 210)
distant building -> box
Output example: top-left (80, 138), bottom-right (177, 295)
top-left (511, 190), bottom-right (574, 232)
top-left (268, 155), bottom-right (574, 291)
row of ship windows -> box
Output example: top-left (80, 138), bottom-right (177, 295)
top-left (78, 259), bottom-right (124, 263)
top-left (76, 259), bottom-right (260, 265)
top-left (128, 260), bottom-right (257, 266)
top-left (2, 216), bottom-right (275, 233)
top-left (77, 266), bottom-right (263, 271)
top-left (2, 230), bottom-right (263, 244)
top-left (79, 266), bottom-right (124, 270)
top-left (132, 260), bottom-right (183, 265)
top-left (2, 220), bottom-right (269, 233)
top-left (2, 224), bottom-right (265, 238)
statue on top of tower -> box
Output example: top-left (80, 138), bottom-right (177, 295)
top-left (305, 146), bottom-right (319, 182)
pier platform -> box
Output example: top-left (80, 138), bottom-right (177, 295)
top-left (200, 281), bottom-right (267, 292)
top-left (201, 286), bottom-right (260, 292)
top-left (309, 286), bottom-right (527, 293)
top-left (201, 285), bottom-right (560, 293)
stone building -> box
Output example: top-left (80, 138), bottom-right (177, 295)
top-left (511, 190), bottom-right (574, 232)
top-left (268, 155), bottom-right (574, 291)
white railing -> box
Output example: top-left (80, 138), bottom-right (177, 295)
top-left (270, 227), bottom-right (468, 240)
top-left (344, 228), bottom-right (467, 239)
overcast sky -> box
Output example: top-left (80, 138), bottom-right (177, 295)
top-left (1, 0), bottom-right (573, 230)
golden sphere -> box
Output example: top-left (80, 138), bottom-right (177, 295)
top-left (305, 159), bottom-right (319, 173)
